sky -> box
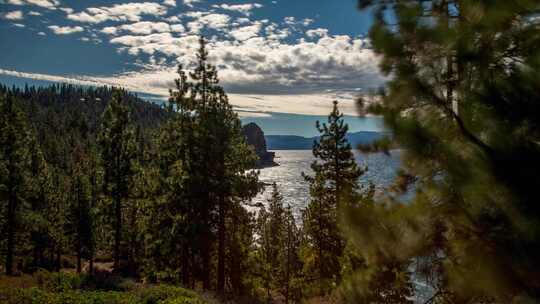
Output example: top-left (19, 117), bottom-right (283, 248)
top-left (0, 0), bottom-right (387, 136)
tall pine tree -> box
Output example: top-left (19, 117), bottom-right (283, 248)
top-left (301, 101), bottom-right (364, 295)
top-left (0, 93), bottom-right (31, 275)
top-left (156, 36), bottom-right (259, 291)
top-left (98, 88), bottom-right (137, 271)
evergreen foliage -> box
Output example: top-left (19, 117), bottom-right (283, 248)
top-left (147, 37), bottom-right (260, 294)
top-left (354, 0), bottom-right (540, 302)
top-left (301, 101), bottom-right (364, 296)
top-left (98, 89), bottom-right (138, 272)
top-left (255, 184), bottom-right (302, 303)
top-left (0, 93), bottom-right (32, 275)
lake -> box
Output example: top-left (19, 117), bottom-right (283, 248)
top-left (252, 149), bottom-right (432, 302)
top-left (252, 149), bottom-right (403, 219)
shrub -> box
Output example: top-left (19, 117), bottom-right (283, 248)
top-left (0, 283), bottom-right (205, 304)
top-left (137, 285), bottom-right (201, 304)
top-left (33, 269), bottom-right (136, 292)
top-left (35, 270), bottom-right (83, 292)
top-left (0, 287), bottom-right (204, 304)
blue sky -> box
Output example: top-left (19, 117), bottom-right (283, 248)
top-left (0, 0), bottom-right (386, 136)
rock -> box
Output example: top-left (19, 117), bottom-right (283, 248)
top-left (242, 122), bottom-right (278, 168)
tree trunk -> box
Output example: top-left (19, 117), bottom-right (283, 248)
top-left (77, 185), bottom-right (82, 274)
top-left (181, 247), bottom-right (189, 286)
top-left (217, 194), bottom-right (226, 293)
top-left (6, 187), bottom-right (15, 275)
top-left (50, 243), bottom-right (55, 270)
top-left (5, 144), bottom-right (16, 276)
top-left (128, 206), bottom-right (137, 273)
top-left (114, 192), bottom-right (121, 271)
top-left (77, 242), bottom-right (82, 273)
top-left (89, 256), bottom-right (94, 276)
top-left (318, 198), bottom-right (323, 296)
top-left (56, 248), bottom-right (61, 272)
top-left (202, 234), bottom-right (211, 290)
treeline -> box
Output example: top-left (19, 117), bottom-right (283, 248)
top-left (0, 38), bottom-right (394, 303)
top-left (0, 38), bottom-right (261, 296)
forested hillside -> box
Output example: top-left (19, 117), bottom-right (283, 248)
top-left (265, 131), bottom-right (388, 150)
top-left (0, 83), bottom-right (168, 135)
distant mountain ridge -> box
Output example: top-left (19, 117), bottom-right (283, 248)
top-left (265, 131), bottom-right (389, 150)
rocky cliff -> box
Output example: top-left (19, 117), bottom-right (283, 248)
top-left (242, 122), bottom-right (277, 168)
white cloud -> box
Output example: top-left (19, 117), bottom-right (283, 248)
top-left (302, 18), bottom-right (314, 26)
top-left (37, 31), bottom-right (46, 36)
top-left (163, 0), bottom-right (176, 7)
top-left (170, 24), bottom-right (185, 32)
top-left (59, 7), bottom-right (74, 14)
top-left (101, 26), bottom-right (118, 35)
top-left (28, 11), bottom-right (41, 16)
top-left (67, 2), bottom-right (168, 24)
top-left (0, 1), bottom-right (386, 117)
top-left (265, 23), bottom-right (290, 40)
top-left (48, 25), bottom-right (84, 35)
top-left (6, 0), bottom-right (59, 9)
top-left (0, 68), bottom-right (363, 116)
top-left (230, 23), bottom-right (261, 41)
top-left (103, 29), bottom-right (384, 97)
top-left (3, 11), bottom-right (23, 20)
top-left (0, 68), bottom-right (113, 88)
top-left (282, 16), bottom-right (313, 28)
top-left (166, 15), bottom-right (180, 22)
top-left (110, 33), bottom-right (197, 56)
top-left (212, 3), bottom-right (263, 16)
top-left (236, 17), bottom-right (250, 24)
top-left (183, 12), bottom-right (231, 33)
top-left (182, 0), bottom-right (200, 8)
top-left (120, 21), bottom-right (172, 35)
top-left (284, 16), bottom-right (295, 25)
top-left (306, 28), bottom-right (328, 38)
top-left (13, 23), bottom-right (25, 27)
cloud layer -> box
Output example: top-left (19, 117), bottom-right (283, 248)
top-left (1, 0), bottom-right (387, 116)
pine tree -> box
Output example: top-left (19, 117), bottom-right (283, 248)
top-left (98, 88), bottom-right (137, 271)
top-left (68, 145), bottom-right (94, 273)
top-left (356, 0), bottom-right (540, 301)
top-left (280, 205), bottom-right (302, 304)
top-left (158, 36), bottom-right (259, 291)
top-left (85, 143), bottom-right (100, 275)
top-left (256, 184), bottom-right (286, 302)
top-left (301, 100), bottom-right (364, 295)
top-left (256, 184), bottom-right (302, 303)
top-left (0, 93), bottom-right (31, 275)
top-left (26, 135), bottom-right (53, 270)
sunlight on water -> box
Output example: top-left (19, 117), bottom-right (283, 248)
top-left (252, 150), bottom-right (403, 219)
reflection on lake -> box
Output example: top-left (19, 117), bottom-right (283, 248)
top-left (252, 149), bottom-right (403, 218)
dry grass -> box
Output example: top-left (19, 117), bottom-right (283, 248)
top-left (0, 274), bottom-right (38, 289)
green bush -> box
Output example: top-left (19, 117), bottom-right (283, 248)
top-left (136, 285), bottom-right (202, 304)
top-left (0, 287), bottom-right (138, 304)
top-left (0, 284), bottom-right (205, 304)
top-left (160, 298), bottom-right (206, 304)
top-left (35, 270), bottom-right (83, 292)
top-left (33, 269), bottom-right (135, 292)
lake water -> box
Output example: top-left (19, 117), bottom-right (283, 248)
top-left (252, 149), bottom-right (403, 218)
top-left (253, 149), bottom-right (432, 302)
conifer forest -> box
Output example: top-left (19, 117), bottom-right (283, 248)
top-left (1, 0), bottom-right (540, 303)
